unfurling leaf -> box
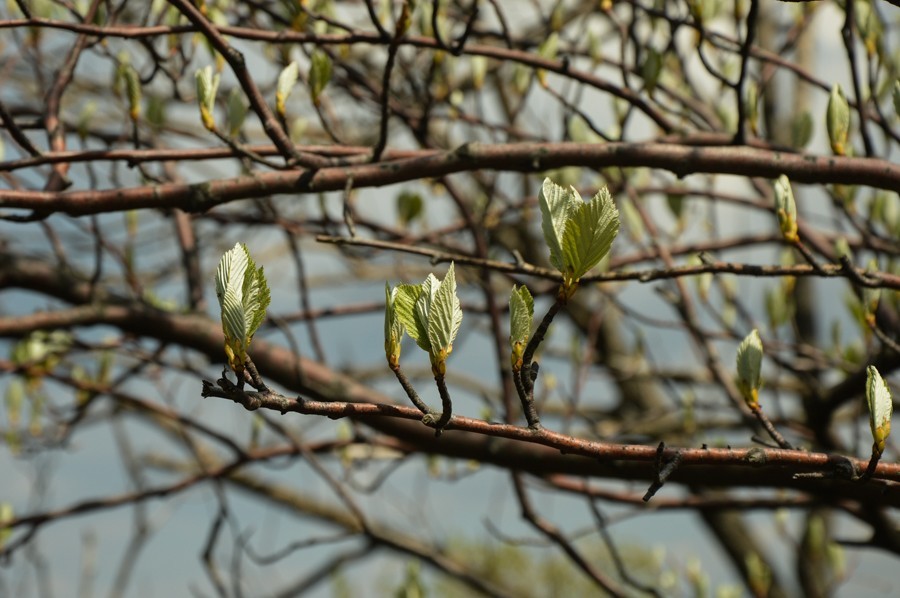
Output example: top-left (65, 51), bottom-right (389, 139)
top-left (539, 177), bottom-right (581, 273)
top-left (866, 366), bottom-right (892, 456)
top-left (561, 187), bottom-right (620, 282)
top-left (509, 285), bottom-right (534, 370)
top-left (195, 66), bottom-right (221, 130)
top-left (538, 178), bottom-right (620, 295)
top-left (384, 283), bottom-right (406, 368)
top-left (309, 50), bottom-right (333, 105)
top-left (736, 329), bottom-right (763, 409)
top-left (774, 175), bottom-right (798, 243)
top-left (275, 62), bottom-right (299, 118)
top-left (826, 84), bottom-right (850, 156)
top-left (390, 264), bottom-right (462, 375)
top-left (427, 263), bottom-right (463, 371)
top-left (214, 243), bottom-right (271, 376)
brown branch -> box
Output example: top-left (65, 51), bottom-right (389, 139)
top-left (3, 143), bottom-right (897, 217)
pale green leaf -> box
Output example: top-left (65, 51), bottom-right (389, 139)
top-left (866, 365), bottom-right (893, 453)
top-left (243, 254), bottom-right (270, 341)
top-left (538, 177), bottom-right (580, 272)
top-left (774, 175), bottom-right (798, 242)
top-left (427, 263), bottom-right (462, 359)
top-left (561, 187), bottom-right (620, 280)
top-left (276, 62), bottom-right (299, 116)
top-left (384, 283), bottom-right (405, 366)
top-left (214, 242), bottom-right (270, 350)
top-left (509, 285), bottom-right (534, 346)
top-left (216, 242), bottom-right (251, 344)
top-left (195, 66), bottom-right (220, 129)
top-left (394, 283), bottom-right (429, 352)
top-left (736, 329), bottom-right (763, 407)
top-left (826, 84), bottom-right (850, 155)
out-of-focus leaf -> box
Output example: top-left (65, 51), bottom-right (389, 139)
top-left (275, 61), bottom-right (299, 118)
top-left (866, 365), bottom-right (893, 455)
top-left (826, 84), bottom-right (850, 156)
top-left (509, 285), bottom-right (534, 370)
top-left (309, 50), bottom-right (332, 105)
top-left (736, 329), bottom-right (763, 408)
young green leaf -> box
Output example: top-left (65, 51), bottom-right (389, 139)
top-left (195, 66), bottom-right (220, 130)
top-left (427, 263), bottom-right (463, 368)
top-left (309, 50), bottom-right (333, 106)
top-left (390, 265), bottom-right (463, 375)
top-left (384, 283), bottom-right (406, 368)
top-left (275, 62), bottom-right (299, 118)
top-left (774, 175), bottom-right (798, 243)
top-left (538, 177), bottom-right (580, 273)
top-left (736, 329), bottom-right (763, 409)
top-left (214, 243), bottom-right (271, 375)
top-left (826, 84), bottom-right (850, 156)
top-left (866, 365), bottom-right (893, 455)
top-left (509, 285), bottom-right (534, 370)
top-left (560, 186), bottom-right (620, 282)
top-left (393, 283), bottom-right (425, 349)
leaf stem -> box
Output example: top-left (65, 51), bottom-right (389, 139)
top-left (750, 404), bottom-right (792, 450)
top-left (390, 364), bottom-right (433, 416)
top-left (512, 365), bottom-right (541, 430)
top-left (433, 373), bottom-right (453, 436)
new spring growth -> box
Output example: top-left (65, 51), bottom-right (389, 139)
top-left (736, 329), bottom-right (763, 409)
top-left (195, 66), bottom-right (221, 130)
top-left (384, 283), bottom-right (405, 369)
top-left (774, 175), bottom-right (798, 243)
top-left (866, 366), bottom-right (892, 456)
top-left (275, 62), bottom-right (299, 119)
top-left (509, 285), bottom-right (534, 371)
top-left (826, 84), bottom-right (850, 156)
top-left (538, 177), bottom-right (620, 299)
top-left (391, 263), bottom-right (462, 376)
top-left (214, 243), bottom-right (271, 378)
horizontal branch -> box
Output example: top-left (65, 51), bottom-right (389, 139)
top-left (2, 143), bottom-right (897, 217)
top-left (203, 378), bottom-right (900, 485)
top-left (2, 249), bottom-right (898, 504)
top-left (316, 235), bottom-right (900, 290)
